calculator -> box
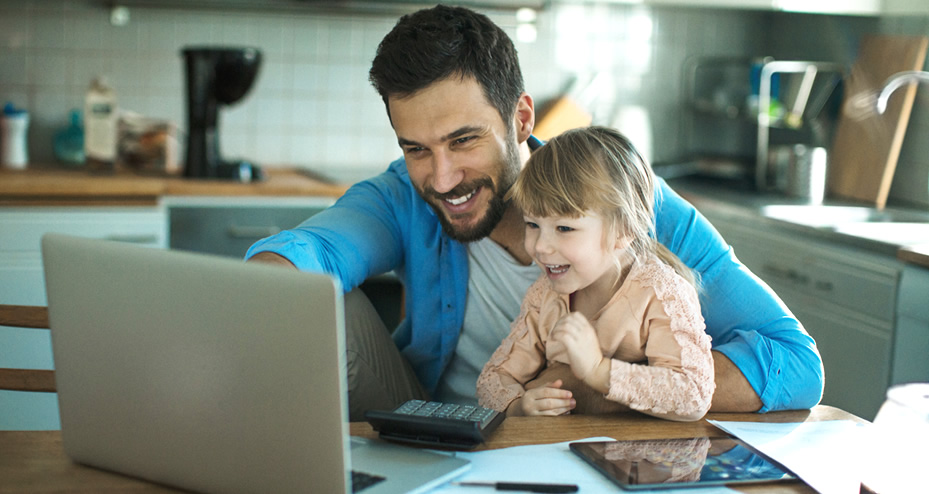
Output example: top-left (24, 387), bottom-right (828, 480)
top-left (364, 399), bottom-right (505, 449)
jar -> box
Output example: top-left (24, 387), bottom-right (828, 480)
top-left (862, 383), bottom-right (929, 493)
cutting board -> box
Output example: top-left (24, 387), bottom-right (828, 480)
top-left (827, 34), bottom-right (928, 209)
top-left (533, 96), bottom-right (592, 141)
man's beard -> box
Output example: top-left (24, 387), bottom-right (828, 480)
top-left (421, 135), bottom-right (521, 243)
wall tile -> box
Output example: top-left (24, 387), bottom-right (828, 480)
top-left (0, 49), bottom-right (30, 85)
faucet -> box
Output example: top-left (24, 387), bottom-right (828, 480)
top-left (876, 71), bottom-right (929, 114)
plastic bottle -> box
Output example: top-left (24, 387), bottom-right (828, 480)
top-left (84, 77), bottom-right (117, 172)
top-left (1, 102), bottom-right (29, 169)
top-left (54, 109), bottom-right (86, 166)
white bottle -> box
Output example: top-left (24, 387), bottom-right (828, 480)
top-left (84, 77), bottom-right (117, 171)
top-left (1, 102), bottom-right (29, 169)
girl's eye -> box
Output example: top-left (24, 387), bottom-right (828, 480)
top-left (525, 221), bottom-right (539, 229)
top-left (556, 226), bottom-right (574, 233)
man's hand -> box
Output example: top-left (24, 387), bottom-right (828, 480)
top-left (246, 251), bottom-right (297, 269)
top-left (506, 379), bottom-right (575, 416)
top-left (550, 312), bottom-right (603, 382)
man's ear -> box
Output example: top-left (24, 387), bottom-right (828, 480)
top-left (513, 92), bottom-right (535, 143)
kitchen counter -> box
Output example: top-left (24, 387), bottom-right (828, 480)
top-left (0, 166), bottom-right (350, 206)
top-left (666, 176), bottom-right (929, 269)
top-left (3, 167), bottom-right (928, 268)
top-left (899, 243), bottom-right (929, 268)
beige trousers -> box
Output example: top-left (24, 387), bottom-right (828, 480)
top-left (343, 289), bottom-right (429, 421)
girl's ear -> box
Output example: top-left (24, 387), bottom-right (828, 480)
top-left (613, 234), bottom-right (633, 251)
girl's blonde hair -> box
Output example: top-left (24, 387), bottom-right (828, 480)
top-left (508, 126), bottom-right (698, 288)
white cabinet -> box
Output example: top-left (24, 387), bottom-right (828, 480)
top-left (771, 0), bottom-right (880, 15)
top-left (165, 196), bottom-right (332, 259)
top-left (881, 0), bottom-right (929, 15)
top-left (627, 0), bottom-right (884, 15)
top-left (646, 0), bottom-right (772, 10)
top-left (893, 265), bottom-right (929, 385)
top-left (0, 206), bottom-right (167, 430)
top-left (703, 212), bottom-right (901, 420)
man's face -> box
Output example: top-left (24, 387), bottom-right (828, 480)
top-left (388, 77), bottom-right (522, 242)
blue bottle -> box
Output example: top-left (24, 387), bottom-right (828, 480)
top-left (54, 109), bottom-right (85, 165)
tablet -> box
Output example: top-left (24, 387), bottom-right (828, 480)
top-left (570, 437), bottom-right (796, 490)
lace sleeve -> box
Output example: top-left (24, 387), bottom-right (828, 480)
top-left (476, 278), bottom-right (550, 412)
top-left (604, 261), bottom-right (715, 421)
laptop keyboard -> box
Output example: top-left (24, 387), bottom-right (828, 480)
top-left (351, 470), bottom-right (385, 493)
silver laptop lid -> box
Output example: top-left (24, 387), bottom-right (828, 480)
top-left (42, 234), bottom-right (351, 493)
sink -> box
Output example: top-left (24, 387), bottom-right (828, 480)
top-left (760, 204), bottom-right (929, 246)
top-left (761, 205), bottom-right (929, 227)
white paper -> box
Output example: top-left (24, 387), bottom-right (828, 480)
top-left (708, 419), bottom-right (867, 494)
top-left (431, 437), bottom-right (737, 494)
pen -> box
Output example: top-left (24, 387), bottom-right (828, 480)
top-left (453, 481), bottom-right (579, 493)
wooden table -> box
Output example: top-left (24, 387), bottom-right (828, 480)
top-left (0, 406), bottom-right (863, 493)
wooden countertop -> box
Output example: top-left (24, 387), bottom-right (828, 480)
top-left (0, 167), bottom-right (350, 206)
top-left (899, 243), bottom-right (929, 269)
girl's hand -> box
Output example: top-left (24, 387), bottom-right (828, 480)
top-left (507, 379), bottom-right (575, 416)
top-left (551, 312), bottom-right (604, 381)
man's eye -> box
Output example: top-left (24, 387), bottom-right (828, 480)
top-left (404, 146), bottom-right (426, 155)
top-left (454, 136), bottom-right (475, 145)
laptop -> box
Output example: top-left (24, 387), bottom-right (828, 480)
top-left (41, 233), bottom-right (469, 494)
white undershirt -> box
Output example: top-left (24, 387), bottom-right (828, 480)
top-left (433, 237), bottom-right (539, 404)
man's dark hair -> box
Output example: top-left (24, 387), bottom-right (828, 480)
top-left (369, 4), bottom-right (525, 125)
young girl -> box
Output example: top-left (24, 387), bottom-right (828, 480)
top-left (476, 126), bottom-right (715, 422)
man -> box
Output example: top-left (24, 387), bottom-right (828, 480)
top-left (246, 5), bottom-right (823, 421)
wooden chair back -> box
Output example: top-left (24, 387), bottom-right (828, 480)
top-left (0, 304), bottom-right (55, 392)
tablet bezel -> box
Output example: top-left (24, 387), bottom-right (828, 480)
top-left (570, 436), bottom-right (797, 490)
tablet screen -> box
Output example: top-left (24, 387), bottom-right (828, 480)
top-left (570, 437), bottom-right (796, 490)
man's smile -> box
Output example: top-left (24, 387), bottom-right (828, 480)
top-left (445, 189), bottom-right (476, 206)
top-left (437, 185), bottom-right (484, 215)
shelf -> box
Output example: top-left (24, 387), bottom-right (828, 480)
top-left (680, 56), bottom-right (845, 193)
top-left (755, 61), bottom-right (844, 191)
top-left (689, 99), bottom-right (826, 130)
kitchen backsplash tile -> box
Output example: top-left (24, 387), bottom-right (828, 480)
top-left (0, 0), bottom-right (926, 193)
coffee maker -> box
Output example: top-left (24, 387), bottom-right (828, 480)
top-left (182, 47), bottom-right (263, 181)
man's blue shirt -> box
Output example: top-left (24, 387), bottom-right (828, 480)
top-left (245, 149), bottom-right (824, 412)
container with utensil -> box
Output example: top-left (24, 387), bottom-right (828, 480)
top-left (767, 144), bottom-right (828, 204)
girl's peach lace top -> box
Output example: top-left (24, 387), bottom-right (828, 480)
top-left (476, 256), bottom-right (715, 419)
